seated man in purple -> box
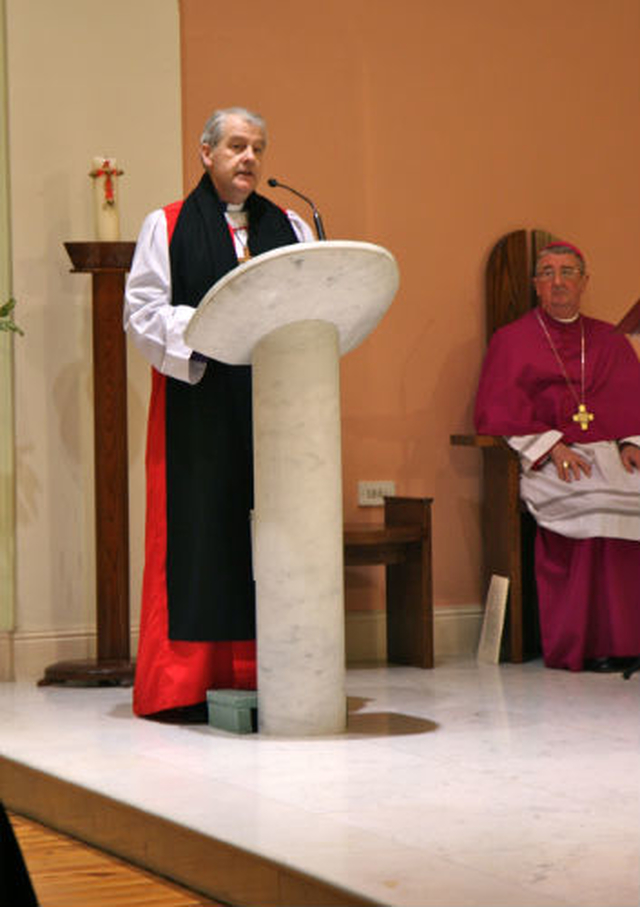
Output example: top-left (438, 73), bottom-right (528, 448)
top-left (475, 240), bottom-right (640, 673)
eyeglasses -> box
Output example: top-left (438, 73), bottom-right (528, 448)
top-left (535, 266), bottom-right (583, 282)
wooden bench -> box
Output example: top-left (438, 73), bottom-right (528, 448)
top-left (344, 496), bottom-right (434, 668)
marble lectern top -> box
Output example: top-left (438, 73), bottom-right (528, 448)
top-left (184, 240), bottom-right (399, 365)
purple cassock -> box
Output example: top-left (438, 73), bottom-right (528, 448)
top-left (474, 306), bottom-right (640, 671)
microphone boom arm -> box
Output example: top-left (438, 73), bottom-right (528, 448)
top-left (267, 178), bottom-right (326, 241)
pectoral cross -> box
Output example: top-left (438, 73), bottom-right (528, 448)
top-left (573, 403), bottom-right (594, 431)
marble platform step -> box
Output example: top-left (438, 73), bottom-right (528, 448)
top-left (0, 755), bottom-right (376, 907)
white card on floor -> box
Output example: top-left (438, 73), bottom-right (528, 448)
top-left (477, 574), bottom-right (509, 664)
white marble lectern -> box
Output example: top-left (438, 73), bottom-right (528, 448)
top-left (185, 241), bottom-right (399, 735)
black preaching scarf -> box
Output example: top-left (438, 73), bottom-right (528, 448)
top-left (165, 174), bottom-right (297, 640)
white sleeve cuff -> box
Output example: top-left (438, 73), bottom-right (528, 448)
top-left (506, 430), bottom-right (563, 472)
top-left (124, 209), bottom-right (204, 384)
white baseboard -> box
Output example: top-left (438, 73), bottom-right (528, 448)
top-left (0, 629), bottom-right (140, 682)
top-left (0, 632), bottom-right (14, 681)
top-left (345, 603), bottom-right (483, 666)
top-left (433, 603), bottom-right (484, 657)
top-left (2, 606), bottom-right (481, 681)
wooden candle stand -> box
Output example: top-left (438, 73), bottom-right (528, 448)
top-left (39, 242), bottom-right (136, 686)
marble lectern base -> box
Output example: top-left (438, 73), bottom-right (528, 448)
top-left (253, 320), bottom-right (346, 735)
top-left (185, 242), bottom-right (399, 737)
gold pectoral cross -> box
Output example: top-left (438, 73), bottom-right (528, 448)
top-left (573, 403), bottom-right (594, 431)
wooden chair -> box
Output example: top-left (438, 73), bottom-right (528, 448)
top-left (451, 228), bottom-right (556, 662)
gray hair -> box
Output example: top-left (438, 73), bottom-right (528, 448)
top-left (535, 242), bottom-right (586, 276)
top-left (200, 107), bottom-right (267, 148)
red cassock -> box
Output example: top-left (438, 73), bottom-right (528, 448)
top-left (475, 307), bottom-right (640, 670)
top-left (133, 367), bottom-right (255, 717)
top-left (132, 194), bottom-right (257, 717)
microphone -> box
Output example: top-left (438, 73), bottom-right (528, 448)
top-left (267, 177), bottom-right (326, 240)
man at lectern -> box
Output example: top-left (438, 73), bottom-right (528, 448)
top-left (124, 107), bottom-right (313, 720)
top-left (474, 241), bottom-right (640, 674)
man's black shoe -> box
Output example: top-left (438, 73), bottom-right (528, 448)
top-left (584, 656), bottom-right (639, 674)
top-left (584, 657), bottom-right (622, 673)
top-left (622, 657), bottom-right (640, 680)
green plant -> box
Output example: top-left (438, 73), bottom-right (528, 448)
top-left (0, 298), bottom-right (23, 335)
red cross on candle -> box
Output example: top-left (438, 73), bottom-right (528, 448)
top-left (89, 159), bottom-right (124, 206)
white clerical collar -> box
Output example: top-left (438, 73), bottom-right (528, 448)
top-left (541, 306), bottom-right (580, 324)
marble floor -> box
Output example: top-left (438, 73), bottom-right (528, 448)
top-left (0, 657), bottom-right (638, 907)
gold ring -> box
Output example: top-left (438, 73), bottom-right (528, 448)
top-left (562, 461), bottom-right (569, 469)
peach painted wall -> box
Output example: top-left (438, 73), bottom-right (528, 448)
top-left (179, 0), bottom-right (640, 614)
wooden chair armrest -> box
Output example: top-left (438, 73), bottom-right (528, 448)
top-left (450, 433), bottom-right (516, 454)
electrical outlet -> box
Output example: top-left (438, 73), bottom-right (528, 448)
top-left (357, 480), bottom-right (396, 507)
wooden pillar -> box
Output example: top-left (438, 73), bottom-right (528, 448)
top-left (39, 242), bottom-right (136, 686)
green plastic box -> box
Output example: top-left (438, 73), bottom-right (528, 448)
top-left (206, 689), bottom-right (258, 734)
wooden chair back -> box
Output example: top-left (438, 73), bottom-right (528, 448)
top-left (485, 228), bottom-right (556, 340)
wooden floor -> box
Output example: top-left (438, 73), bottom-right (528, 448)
top-left (8, 811), bottom-right (226, 907)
